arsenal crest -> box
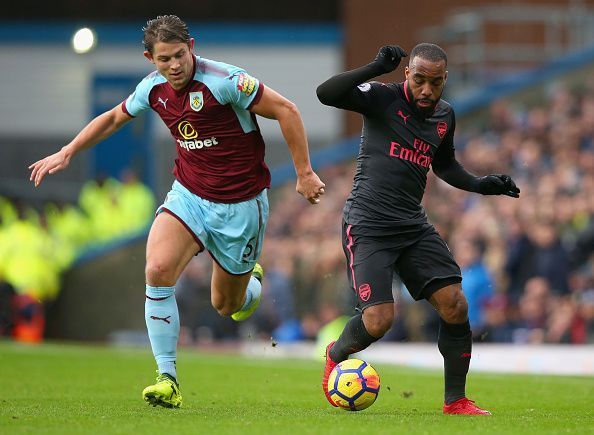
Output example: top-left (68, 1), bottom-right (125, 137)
top-left (437, 121), bottom-right (448, 139)
top-left (189, 91), bottom-right (204, 112)
top-left (358, 283), bottom-right (372, 302)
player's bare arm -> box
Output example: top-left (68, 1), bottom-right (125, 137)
top-left (250, 86), bottom-right (325, 204)
top-left (29, 104), bottom-right (133, 187)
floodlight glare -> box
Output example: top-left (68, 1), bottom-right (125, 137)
top-left (72, 28), bottom-right (96, 54)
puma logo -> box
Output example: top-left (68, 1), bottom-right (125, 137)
top-left (150, 315), bottom-right (171, 324)
top-left (158, 97), bottom-right (168, 109)
top-left (397, 110), bottom-right (410, 124)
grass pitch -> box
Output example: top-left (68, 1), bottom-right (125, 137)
top-left (1, 341), bottom-right (593, 434)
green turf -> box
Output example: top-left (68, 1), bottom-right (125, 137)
top-left (1, 341), bottom-right (593, 434)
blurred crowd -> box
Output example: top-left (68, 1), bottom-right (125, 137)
top-left (0, 171), bottom-right (155, 341)
top-left (178, 78), bottom-right (594, 345)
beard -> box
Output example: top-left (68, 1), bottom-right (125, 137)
top-left (415, 100), bottom-right (438, 118)
top-left (406, 81), bottom-right (443, 118)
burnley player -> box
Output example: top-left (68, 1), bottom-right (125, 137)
top-left (317, 44), bottom-right (519, 415)
top-left (29, 15), bottom-right (325, 408)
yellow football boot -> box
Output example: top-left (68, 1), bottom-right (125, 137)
top-left (142, 372), bottom-right (182, 408)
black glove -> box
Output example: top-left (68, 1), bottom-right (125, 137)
top-left (373, 45), bottom-right (408, 74)
top-left (478, 174), bottom-right (520, 198)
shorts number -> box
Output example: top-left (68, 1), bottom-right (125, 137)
top-left (242, 237), bottom-right (256, 262)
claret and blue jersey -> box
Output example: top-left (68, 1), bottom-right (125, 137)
top-left (122, 55), bottom-right (271, 203)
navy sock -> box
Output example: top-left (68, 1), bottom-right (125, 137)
top-left (438, 319), bottom-right (472, 405)
top-left (329, 313), bottom-right (379, 362)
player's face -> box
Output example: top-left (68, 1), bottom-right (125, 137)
top-left (144, 39), bottom-right (195, 90)
top-left (405, 56), bottom-right (447, 117)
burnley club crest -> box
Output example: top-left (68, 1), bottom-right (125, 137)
top-left (189, 91), bottom-right (204, 112)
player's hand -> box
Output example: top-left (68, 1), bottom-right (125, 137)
top-left (28, 148), bottom-right (71, 187)
top-left (478, 174), bottom-right (520, 198)
top-left (296, 171), bottom-right (325, 205)
top-left (373, 45), bottom-right (408, 74)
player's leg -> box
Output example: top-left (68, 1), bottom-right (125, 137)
top-left (143, 211), bottom-right (201, 408)
top-left (322, 222), bottom-right (397, 406)
top-left (427, 284), bottom-right (472, 402)
top-left (230, 261), bottom-right (264, 321)
top-left (204, 189), bottom-right (268, 321)
top-left (399, 228), bottom-right (490, 415)
top-left (428, 283), bottom-right (490, 415)
top-left (210, 259), bottom-right (262, 319)
top-left (330, 303), bottom-right (393, 362)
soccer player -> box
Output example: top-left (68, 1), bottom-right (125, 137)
top-left (317, 44), bottom-right (519, 415)
top-left (29, 15), bottom-right (325, 408)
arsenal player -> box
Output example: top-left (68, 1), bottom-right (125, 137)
top-left (317, 43), bottom-right (519, 415)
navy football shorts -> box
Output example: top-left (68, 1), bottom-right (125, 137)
top-left (342, 221), bottom-right (462, 309)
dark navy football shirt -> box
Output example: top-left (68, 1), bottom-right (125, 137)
top-left (340, 81), bottom-right (456, 234)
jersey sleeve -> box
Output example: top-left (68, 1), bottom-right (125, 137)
top-left (335, 81), bottom-right (394, 116)
top-left (121, 72), bottom-right (162, 117)
top-left (217, 68), bottom-right (263, 110)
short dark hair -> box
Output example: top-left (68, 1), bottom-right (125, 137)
top-left (143, 15), bottom-right (191, 53)
top-left (410, 43), bottom-right (447, 65)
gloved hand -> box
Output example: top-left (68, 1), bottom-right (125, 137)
top-left (373, 45), bottom-right (408, 74)
top-left (478, 174), bottom-right (520, 198)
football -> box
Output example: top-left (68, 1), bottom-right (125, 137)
top-left (327, 358), bottom-right (380, 411)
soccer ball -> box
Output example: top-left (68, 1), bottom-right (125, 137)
top-left (327, 358), bottom-right (380, 411)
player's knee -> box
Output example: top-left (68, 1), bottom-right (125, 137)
top-left (211, 294), bottom-right (242, 317)
top-left (145, 261), bottom-right (176, 286)
top-left (214, 305), bottom-right (236, 317)
top-left (440, 294), bottom-right (468, 323)
top-left (363, 307), bottom-right (394, 338)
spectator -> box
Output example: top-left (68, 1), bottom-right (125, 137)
top-left (512, 277), bottom-right (551, 343)
top-left (505, 219), bottom-right (570, 298)
top-left (453, 238), bottom-right (494, 339)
